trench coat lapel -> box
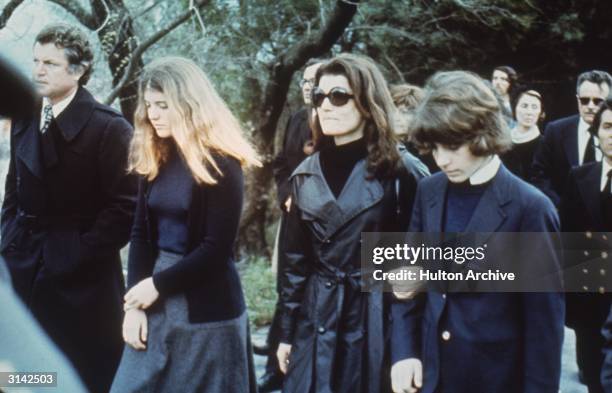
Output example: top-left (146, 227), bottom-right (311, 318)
top-left (577, 162), bottom-right (604, 229)
top-left (14, 117), bottom-right (44, 179)
top-left (293, 155), bottom-right (384, 241)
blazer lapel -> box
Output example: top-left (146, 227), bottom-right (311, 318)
top-left (462, 166), bottom-right (511, 235)
top-left (577, 162), bottom-right (604, 229)
top-left (14, 118), bottom-right (44, 179)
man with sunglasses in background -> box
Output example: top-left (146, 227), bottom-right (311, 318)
top-left (256, 58), bottom-right (323, 393)
top-left (532, 70), bottom-right (611, 206)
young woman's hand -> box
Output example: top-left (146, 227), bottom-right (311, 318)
top-left (124, 277), bottom-right (159, 310)
top-left (276, 343), bottom-right (292, 374)
top-left (122, 308), bottom-right (148, 350)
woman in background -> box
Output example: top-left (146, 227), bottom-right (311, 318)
top-left (111, 56), bottom-right (260, 393)
top-left (502, 88), bottom-right (545, 181)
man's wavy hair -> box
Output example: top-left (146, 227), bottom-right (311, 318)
top-left (311, 53), bottom-right (400, 178)
top-left (589, 95), bottom-right (612, 138)
top-left (410, 70), bottom-right (512, 156)
top-left (35, 24), bottom-right (93, 85)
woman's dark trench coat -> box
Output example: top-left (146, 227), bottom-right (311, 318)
top-left (279, 149), bottom-right (428, 393)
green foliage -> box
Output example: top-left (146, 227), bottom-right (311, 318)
top-left (239, 256), bottom-right (278, 327)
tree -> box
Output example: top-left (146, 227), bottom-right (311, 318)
top-left (237, 0), bottom-right (359, 257)
top-left (1, 0), bottom-right (209, 120)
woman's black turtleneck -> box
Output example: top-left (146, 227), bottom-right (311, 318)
top-left (319, 137), bottom-right (368, 198)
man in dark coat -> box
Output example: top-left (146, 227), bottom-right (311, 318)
top-left (256, 58), bottom-right (323, 392)
top-left (0, 53), bottom-right (88, 393)
top-left (0, 24), bottom-right (136, 393)
top-left (532, 70), bottom-right (611, 206)
top-left (562, 99), bottom-right (612, 393)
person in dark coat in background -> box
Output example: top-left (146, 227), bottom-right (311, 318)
top-left (390, 71), bottom-right (564, 393)
top-left (532, 70), bottom-right (611, 206)
top-left (491, 65), bottom-right (518, 126)
top-left (501, 88), bottom-right (545, 181)
top-left (563, 98), bottom-right (612, 393)
top-left (0, 24), bottom-right (137, 393)
top-left (110, 57), bottom-right (261, 393)
top-left (258, 58), bottom-right (324, 393)
top-left (390, 83), bottom-right (438, 174)
top-left (273, 58), bottom-right (324, 212)
top-left (275, 54), bottom-right (428, 393)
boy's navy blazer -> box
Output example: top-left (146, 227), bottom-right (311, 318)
top-left (391, 164), bottom-right (565, 393)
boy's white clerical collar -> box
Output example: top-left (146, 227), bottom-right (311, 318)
top-left (469, 155), bottom-right (501, 185)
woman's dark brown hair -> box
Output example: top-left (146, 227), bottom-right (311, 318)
top-left (311, 53), bottom-right (400, 178)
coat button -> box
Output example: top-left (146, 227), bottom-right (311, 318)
top-left (601, 269), bottom-right (606, 276)
top-left (602, 251), bottom-right (609, 259)
top-left (584, 251), bottom-right (590, 257)
top-left (325, 281), bottom-right (333, 289)
top-left (585, 231), bottom-right (592, 239)
top-left (583, 268), bottom-right (589, 274)
top-left (583, 286), bottom-right (589, 292)
top-left (441, 331), bottom-right (451, 341)
top-left (318, 326), bottom-right (326, 334)
top-left (442, 294), bottom-right (447, 299)
top-left (599, 287), bottom-right (606, 294)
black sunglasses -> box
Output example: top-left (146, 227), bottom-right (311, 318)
top-left (578, 96), bottom-right (604, 106)
top-left (312, 87), bottom-right (354, 108)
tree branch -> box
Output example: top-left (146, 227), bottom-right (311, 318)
top-left (104, 0), bottom-right (210, 105)
top-left (46, 0), bottom-right (98, 30)
top-left (256, 0), bottom-right (359, 144)
top-left (0, 0), bottom-right (25, 31)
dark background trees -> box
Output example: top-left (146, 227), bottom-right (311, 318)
top-left (1, 0), bottom-right (610, 257)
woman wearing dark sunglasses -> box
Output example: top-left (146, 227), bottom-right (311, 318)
top-left (275, 53), bottom-right (428, 393)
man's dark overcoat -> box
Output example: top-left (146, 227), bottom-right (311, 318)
top-left (1, 86), bottom-right (137, 393)
top-left (532, 114), bottom-right (581, 206)
top-left (560, 161), bottom-right (611, 393)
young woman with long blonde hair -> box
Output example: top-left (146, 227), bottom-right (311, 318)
top-left (110, 56), bottom-right (260, 393)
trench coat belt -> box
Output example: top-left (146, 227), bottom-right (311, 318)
top-left (314, 264), bottom-right (362, 323)
top-left (314, 263), bottom-right (384, 391)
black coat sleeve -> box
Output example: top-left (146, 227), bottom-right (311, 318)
top-left (519, 193), bottom-right (564, 393)
top-left (78, 116), bottom-right (137, 261)
top-left (126, 177), bottom-right (154, 289)
top-left (531, 123), bottom-right (560, 206)
top-left (559, 169), bottom-right (582, 233)
top-left (278, 181), bottom-right (315, 344)
top-left (151, 156), bottom-right (243, 296)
